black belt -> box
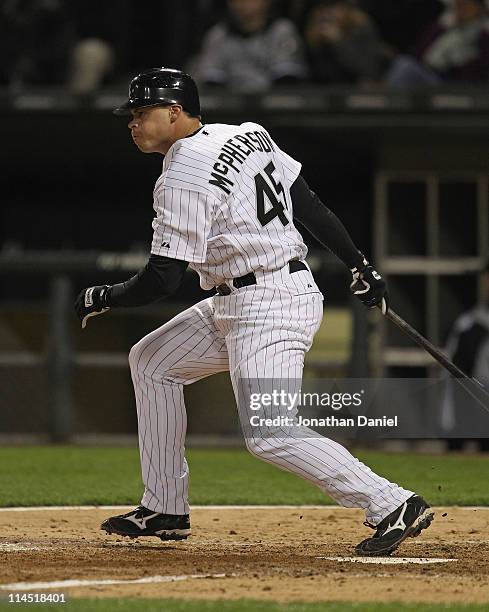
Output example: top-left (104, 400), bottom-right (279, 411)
top-left (215, 260), bottom-right (307, 296)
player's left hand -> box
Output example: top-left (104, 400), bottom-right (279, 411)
top-left (75, 285), bottom-right (111, 329)
top-left (350, 262), bottom-right (388, 315)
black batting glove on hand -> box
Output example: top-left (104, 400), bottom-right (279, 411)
top-left (350, 259), bottom-right (388, 315)
top-left (75, 285), bottom-right (111, 329)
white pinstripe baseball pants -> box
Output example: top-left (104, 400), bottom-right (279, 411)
top-left (129, 265), bottom-right (413, 524)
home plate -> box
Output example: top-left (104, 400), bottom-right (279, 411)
top-left (317, 556), bottom-right (457, 564)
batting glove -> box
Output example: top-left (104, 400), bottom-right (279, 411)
top-left (350, 259), bottom-right (388, 315)
top-left (75, 285), bottom-right (110, 329)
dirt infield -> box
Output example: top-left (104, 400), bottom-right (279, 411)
top-left (0, 506), bottom-right (488, 604)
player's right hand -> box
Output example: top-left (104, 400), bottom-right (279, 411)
top-left (75, 285), bottom-right (111, 329)
top-left (350, 262), bottom-right (388, 315)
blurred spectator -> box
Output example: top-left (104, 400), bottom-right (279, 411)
top-left (0, 0), bottom-right (74, 89)
top-left (441, 260), bottom-right (489, 451)
top-left (68, 1), bottom-right (125, 93)
top-left (304, 0), bottom-right (390, 84)
top-left (386, 0), bottom-right (489, 87)
top-left (194, 0), bottom-right (307, 92)
top-left (70, 41), bottom-right (114, 94)
top-left (0, 0), bottom-right (120, 93)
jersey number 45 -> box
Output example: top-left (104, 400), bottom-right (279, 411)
top-left (254, 162), bottom-right (289, 228)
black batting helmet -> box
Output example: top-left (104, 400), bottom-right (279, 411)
top-left (113, 67), bottom-right (201, 117)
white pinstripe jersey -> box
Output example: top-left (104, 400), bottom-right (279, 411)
top-left (151, 121), bottom-right (307, 290)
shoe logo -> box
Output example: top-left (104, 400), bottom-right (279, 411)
top-left (382, 501), bottom-right (407, 535)
top-left (126, 512), bottom-right (159, 530)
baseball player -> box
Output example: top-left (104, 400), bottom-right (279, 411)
top-left (75, 67), bottom-right (434, 556)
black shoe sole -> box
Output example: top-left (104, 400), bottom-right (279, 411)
top-left (101, 526), bottom-right (191, 541)
top-left (355, 509), bottom-right (435, 557)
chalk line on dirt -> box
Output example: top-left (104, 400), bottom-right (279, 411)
top-left (0, 543), bottom-right (43, 552)
top-left (0, 573), bottom-right (231, 591)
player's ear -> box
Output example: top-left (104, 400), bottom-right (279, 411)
top-left (169, 105), bottom-right (183, 123)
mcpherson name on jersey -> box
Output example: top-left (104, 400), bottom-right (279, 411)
top-left (209, 129), bottom-right (276, 195)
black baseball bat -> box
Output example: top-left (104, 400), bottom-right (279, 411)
top-left (386, 309), bottom-right (469, 380)
top-left (384, 308), bottom-right (489, 406)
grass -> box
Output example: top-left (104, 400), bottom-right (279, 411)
top-left (0, 446), bottom-right (486, 507)
top-left (0, 601), bottom-right (488, 612)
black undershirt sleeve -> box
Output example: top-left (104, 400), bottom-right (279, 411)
top-left (290, 174), bottom-right (365, 270)
top-left (105, 254), bottom-right (189, 307)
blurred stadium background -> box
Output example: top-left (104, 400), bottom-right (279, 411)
top-left (0, 0), bottom-right (488, 447)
